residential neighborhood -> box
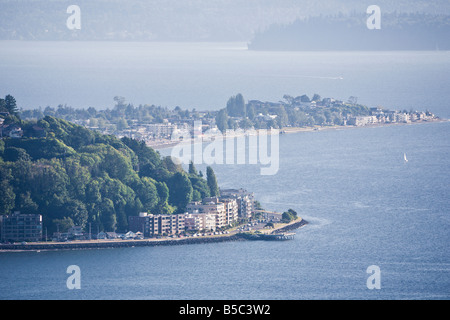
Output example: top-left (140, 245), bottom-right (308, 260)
top-left (10, 93), bottom-right (440, 149)
top-left (0, 189), bottom-right (261, 243)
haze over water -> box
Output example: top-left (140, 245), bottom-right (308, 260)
top-left (1, 41), bottom-right (450, 118)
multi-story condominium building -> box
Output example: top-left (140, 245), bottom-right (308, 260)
top-left (128, 212), bottom-right (185, 238)
top-left (186, 200), bottom-right (227, 229)
top-left (184, 212), bottom-right (217, 232)
top-left (144, 122), bottom-right (177, 139)
top-left (203, 197), bottom-right (238, 226)
top-left (347, 116), bottom-right (379, 126)
top-left (220, 188), bottom-right (255, 219)
top-left (0, 212), bottom-right (42, 242)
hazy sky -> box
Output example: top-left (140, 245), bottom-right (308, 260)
top-left (1, 0), bottom-right (449, 41)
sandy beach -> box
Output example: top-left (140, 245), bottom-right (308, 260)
top-left (149, 118), bottom-right (447, 150)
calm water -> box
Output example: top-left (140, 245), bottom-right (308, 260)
top-left (1, 41), bottom-right (450, 118)
top-left (1, 121), bottom-right (449, 300)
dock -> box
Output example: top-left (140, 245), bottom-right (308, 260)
top-left (240, 232), bottom-right (296, 241)
top-left (260, 233), bottom-right (296, 241)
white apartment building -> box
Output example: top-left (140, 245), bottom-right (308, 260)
top-left (186, 201), bottom-right (227, 229)
top-left (220, 189), bottom-right (254, 219)
top-left (184, 212), bottom-right (217, 232)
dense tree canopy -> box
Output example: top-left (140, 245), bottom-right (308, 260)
top-left (0, 116), bottom-right (213, 233)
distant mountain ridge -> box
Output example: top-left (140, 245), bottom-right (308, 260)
top-left (1, 0), bottom-right (450, 41)
top-left (248, 13), bottom-right (450, 51)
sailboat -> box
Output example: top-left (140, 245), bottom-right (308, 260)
top-left (404, 153), bottom-right (408, 163)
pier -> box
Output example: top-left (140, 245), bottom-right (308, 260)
top-left (239, 232), bottom-right (296, 241)
top-left (261, 233), bottom-right (296, 241)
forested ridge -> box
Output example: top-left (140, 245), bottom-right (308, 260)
top-left (249, 12), bottom-right (450, 51)
top-left (0, 115), bottom-right (213, 234)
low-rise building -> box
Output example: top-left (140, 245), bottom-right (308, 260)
top-left (0, 212), bottom-right (42, 242)
top-left (347, 116), bottom-right (379, 126)
top-left (128, 212), bottom-right (185, 238)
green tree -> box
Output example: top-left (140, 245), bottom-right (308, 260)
top-left (226, 93), bottom-right (246, 117)
top-left (16, 192), bottom-right (39, 215)
top-left (52, 217), bottom-right (74, 233)
top-left (276, 106), bottom-right (288, 128)
top-left (4, 147), bottom-right (31, 162)
top-left (0, 166), bottom-right (15, 215)
top-left (190, 175), bottom-right (210, 200)
top-left (247, 104), bottom-right (256, 120)
top-left (188, 161), bottom-right (198, 176)
top-left (99, 198), bottom-right (116, 231)
top-left (312, 93), bottom-right (322, 102)
top-left (117, 118), bottom-right (129, 131)
top-left (206, 166), bottom-right (219, 197)
top-left (4, 95), bottom-right (19, 117)
top-left (281, 209), bottom-right (298, 223)
top-left (168, 172), bottom-right (193, 212)
top-left (235, 93), bottom-right (246, 117)
top-left (300, 95), bottom-right (310, 103)
top-left (216, 108), bottom-right (228, 133)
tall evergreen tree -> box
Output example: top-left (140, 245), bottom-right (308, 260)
top-left (206, 166), bottom-right (219, 197)
top-left (4, 95), bottom-right (19, 117)
top-left (215, 108), bottom-right (228, 133)
top-left (188, 160), bottom-right (198, 176)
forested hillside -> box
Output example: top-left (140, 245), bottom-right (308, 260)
top-left (2, 0), bottom-right (449, 41)
top-left (0, 116), bottom-right (212, 234)
top-left (249, 12), bottom-right (450, 51)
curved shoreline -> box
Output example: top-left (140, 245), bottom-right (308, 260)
top-left (0, 219), bottom-right (308, 252)
top-left (151, 118), bottom-right (447, 150)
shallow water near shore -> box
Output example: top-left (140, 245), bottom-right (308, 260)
top-left (1, 120), bottom-right (449, 300)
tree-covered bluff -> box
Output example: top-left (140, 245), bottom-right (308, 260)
top-left (0, 116), bottom-right (213, 234)
top-left (249, 13), bottom-right (450, 51)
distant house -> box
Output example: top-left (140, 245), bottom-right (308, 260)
top-left (124, 231), bottom-right (136, 239)
top-left (106, 232), bottom-right (118, 239)
top-left (68, 226), bottom-right (84, 240)
top-left (1, 124), bottom-right (23, 138)
top-left (96, 231), bottom-right (108, 240)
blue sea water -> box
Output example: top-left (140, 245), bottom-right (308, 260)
top-left (1, 121), bottom-right (449, 300)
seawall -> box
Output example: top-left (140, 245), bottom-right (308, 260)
top-left (0, 235), bottom-right (246, 252)
top-left (0, 219), bottom-right (308, 252)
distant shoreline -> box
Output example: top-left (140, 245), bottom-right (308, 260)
top-left (150, 118), bottom-right (447, 150)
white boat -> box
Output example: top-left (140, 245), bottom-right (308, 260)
top-left (404, 153), bottom-right (408, 162)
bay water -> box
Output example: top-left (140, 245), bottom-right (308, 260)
top-left (1, 121), bottom-right (449, 300)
